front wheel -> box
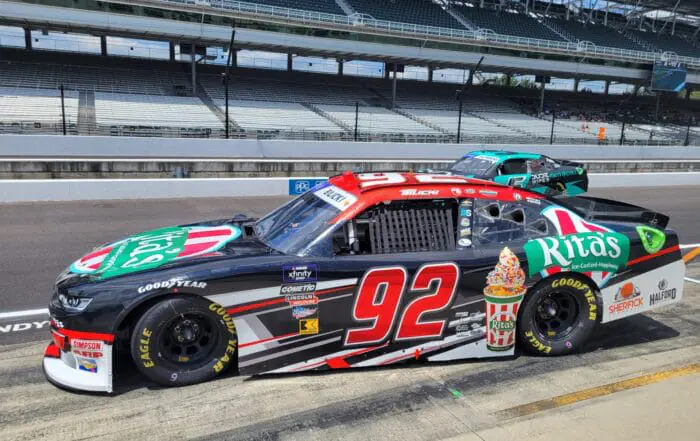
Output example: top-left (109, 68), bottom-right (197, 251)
top-left (130, 296), bottom-right (237, 387)
top-left (517, 275), bottom-right (599, 356)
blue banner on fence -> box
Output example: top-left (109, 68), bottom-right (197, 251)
top-left (288, 179), bottom-right (328, 195)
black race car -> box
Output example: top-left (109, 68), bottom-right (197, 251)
top-left (44, 172), bottom-right (684, 393)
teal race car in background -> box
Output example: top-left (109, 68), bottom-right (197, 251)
top-left (448, 150), bottom-right (589, 196)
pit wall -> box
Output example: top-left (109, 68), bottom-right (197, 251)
top-left (1, 173), bottom-right (699, 203)
top-left (1, 160), bottom-right (699, 179)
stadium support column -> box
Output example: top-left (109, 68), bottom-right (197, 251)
top-left (338, 59), bottom-right (343, 76)
top-left (169, 42), bottom-right (175, 62)
top-left (655, 93), bottom-right (661, 122)
top-left (287, 53), bottom-right (293, 72)
top-left (391, 64), bottom-right (397, 110)
top-left (60, 85), bottom-right (67, 136)
top-left (539, 78), bottom-right (546, 115)
top-left (100, 36), bottom-right (107, 56)
top-left (428, 66), bottom-right (433, 83)
top-left (604, 80), bottom-right (610, 96)
top-left (191, 44), bottom-right (197, 96)
top-left (685, 88), bottom-right (692, 100)
top-left (24, 28), bottom-right (31, 50)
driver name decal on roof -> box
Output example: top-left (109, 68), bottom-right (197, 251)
top-left (313, 184), bottom-right (357, 211)
top-left (69, 225), bottom-right (241, 279)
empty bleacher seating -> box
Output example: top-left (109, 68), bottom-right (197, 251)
top-left (94, 93), bottom-right (223, 137)
top-left (242, 0), bottom-right (345, 15)
top-left (455, 6), bottom-right (565, 41)
top-left (319, 105), bottom-right (440, 135)
top-left (549, 19), bottom-right (646, 51)
top-left (215, 100), bottom-right (345, 132)
top-left (0, 86), bottom-right (79, 134)
top-left (345, 0), bottom-right (464, 29)
top-left (627, 30), bottom-right (699, 58)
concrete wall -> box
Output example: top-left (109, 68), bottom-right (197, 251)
top-left (1, 159), bottom-right (698, 179)
top-left (1, 173), bottom-right (699, 203)
top-left (2, 135), bottom-right (700, 160)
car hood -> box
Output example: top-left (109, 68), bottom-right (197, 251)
top-left (61, 214), bottom-right (276, 284)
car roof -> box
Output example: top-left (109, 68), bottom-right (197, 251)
top-left (464, 150), bottom-right (544, 162)
top-left (326, 171), bottom-right (543, 201)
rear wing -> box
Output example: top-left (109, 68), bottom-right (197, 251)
top-left (556, 196), bottom-right (670, 229)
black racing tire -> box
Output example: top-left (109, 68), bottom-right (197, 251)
top-left (517, 274), bottom-right (599, 356)
top-left (130, 296), bottom-right (237, 387)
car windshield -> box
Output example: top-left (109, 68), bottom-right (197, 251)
top-left (253, 190), bottom-right (342, 255)
top-left (450, 155), bottom-right (498, 175)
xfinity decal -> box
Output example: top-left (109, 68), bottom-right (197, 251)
top-left (283, 264), bottom-right (318, 283)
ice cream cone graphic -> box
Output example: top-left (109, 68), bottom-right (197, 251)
top-left (484, 247), bottom-right (526, 352)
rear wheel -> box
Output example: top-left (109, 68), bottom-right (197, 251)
top-left (130, 296), bottom-right (237, 387)
top-left (517, 274), bottom-right (599, 356)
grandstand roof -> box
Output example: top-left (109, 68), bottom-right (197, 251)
top-left (637, 0), bottom-right (700, 17)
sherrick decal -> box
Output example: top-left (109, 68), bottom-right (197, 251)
top-left (524, 232), bottom-right (630, 277)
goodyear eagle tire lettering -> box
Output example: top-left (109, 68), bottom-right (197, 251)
top-left (130, 297), bottom-right (238, 387)
top-left (517, 274), bottom-right (599, 356)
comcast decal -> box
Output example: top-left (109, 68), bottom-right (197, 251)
top-left (524, 232), bottom-right (630, 276)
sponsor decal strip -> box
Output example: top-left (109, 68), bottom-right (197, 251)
top-left (226, 283), bottom-right (356, 315)
top-left (626, 245), bottom-right (680, 266)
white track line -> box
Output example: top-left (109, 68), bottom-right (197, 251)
top-left (680, 244), bottom-right (700, 249)
top-left (684, 277), bottom-right (700, 285)
top-left (0, 308), bottom-right (49, 320)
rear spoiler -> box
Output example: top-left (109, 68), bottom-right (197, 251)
top-left (557, 196), bottom-right (669, 229)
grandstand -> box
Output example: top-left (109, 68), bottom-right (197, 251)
top-left (0, 0), bottom-right (698, 144)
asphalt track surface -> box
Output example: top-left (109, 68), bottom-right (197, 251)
top-left (0, 186), bottom-right (699, 440)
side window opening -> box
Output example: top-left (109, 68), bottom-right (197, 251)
top-left (472, 200), bottom-right (554, 245)
top-left (502, 159), bottom-right (528, 175)
top-left (335, 199), bottom-right (458, 255)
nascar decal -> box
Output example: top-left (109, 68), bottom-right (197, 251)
top-left (70, 225), bottom-right (241, 279)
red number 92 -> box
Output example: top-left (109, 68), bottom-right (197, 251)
top-left (344, 263), bottom-right (459, 346)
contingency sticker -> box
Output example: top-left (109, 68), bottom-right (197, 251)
top-left (70, 225), bottom-right (241, 279)
top-left (313, 185), bottom-right (358, 211)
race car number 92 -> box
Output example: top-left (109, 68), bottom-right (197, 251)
top-left (344, 263), bottom-right (459, 345)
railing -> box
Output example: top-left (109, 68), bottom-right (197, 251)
top-left (146, 0), bottom-right (700, 68)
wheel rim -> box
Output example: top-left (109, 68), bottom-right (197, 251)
top-left (158, 313), bottom-right (219, 366)
top-left (534, 291), bottom-right (580, 341)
